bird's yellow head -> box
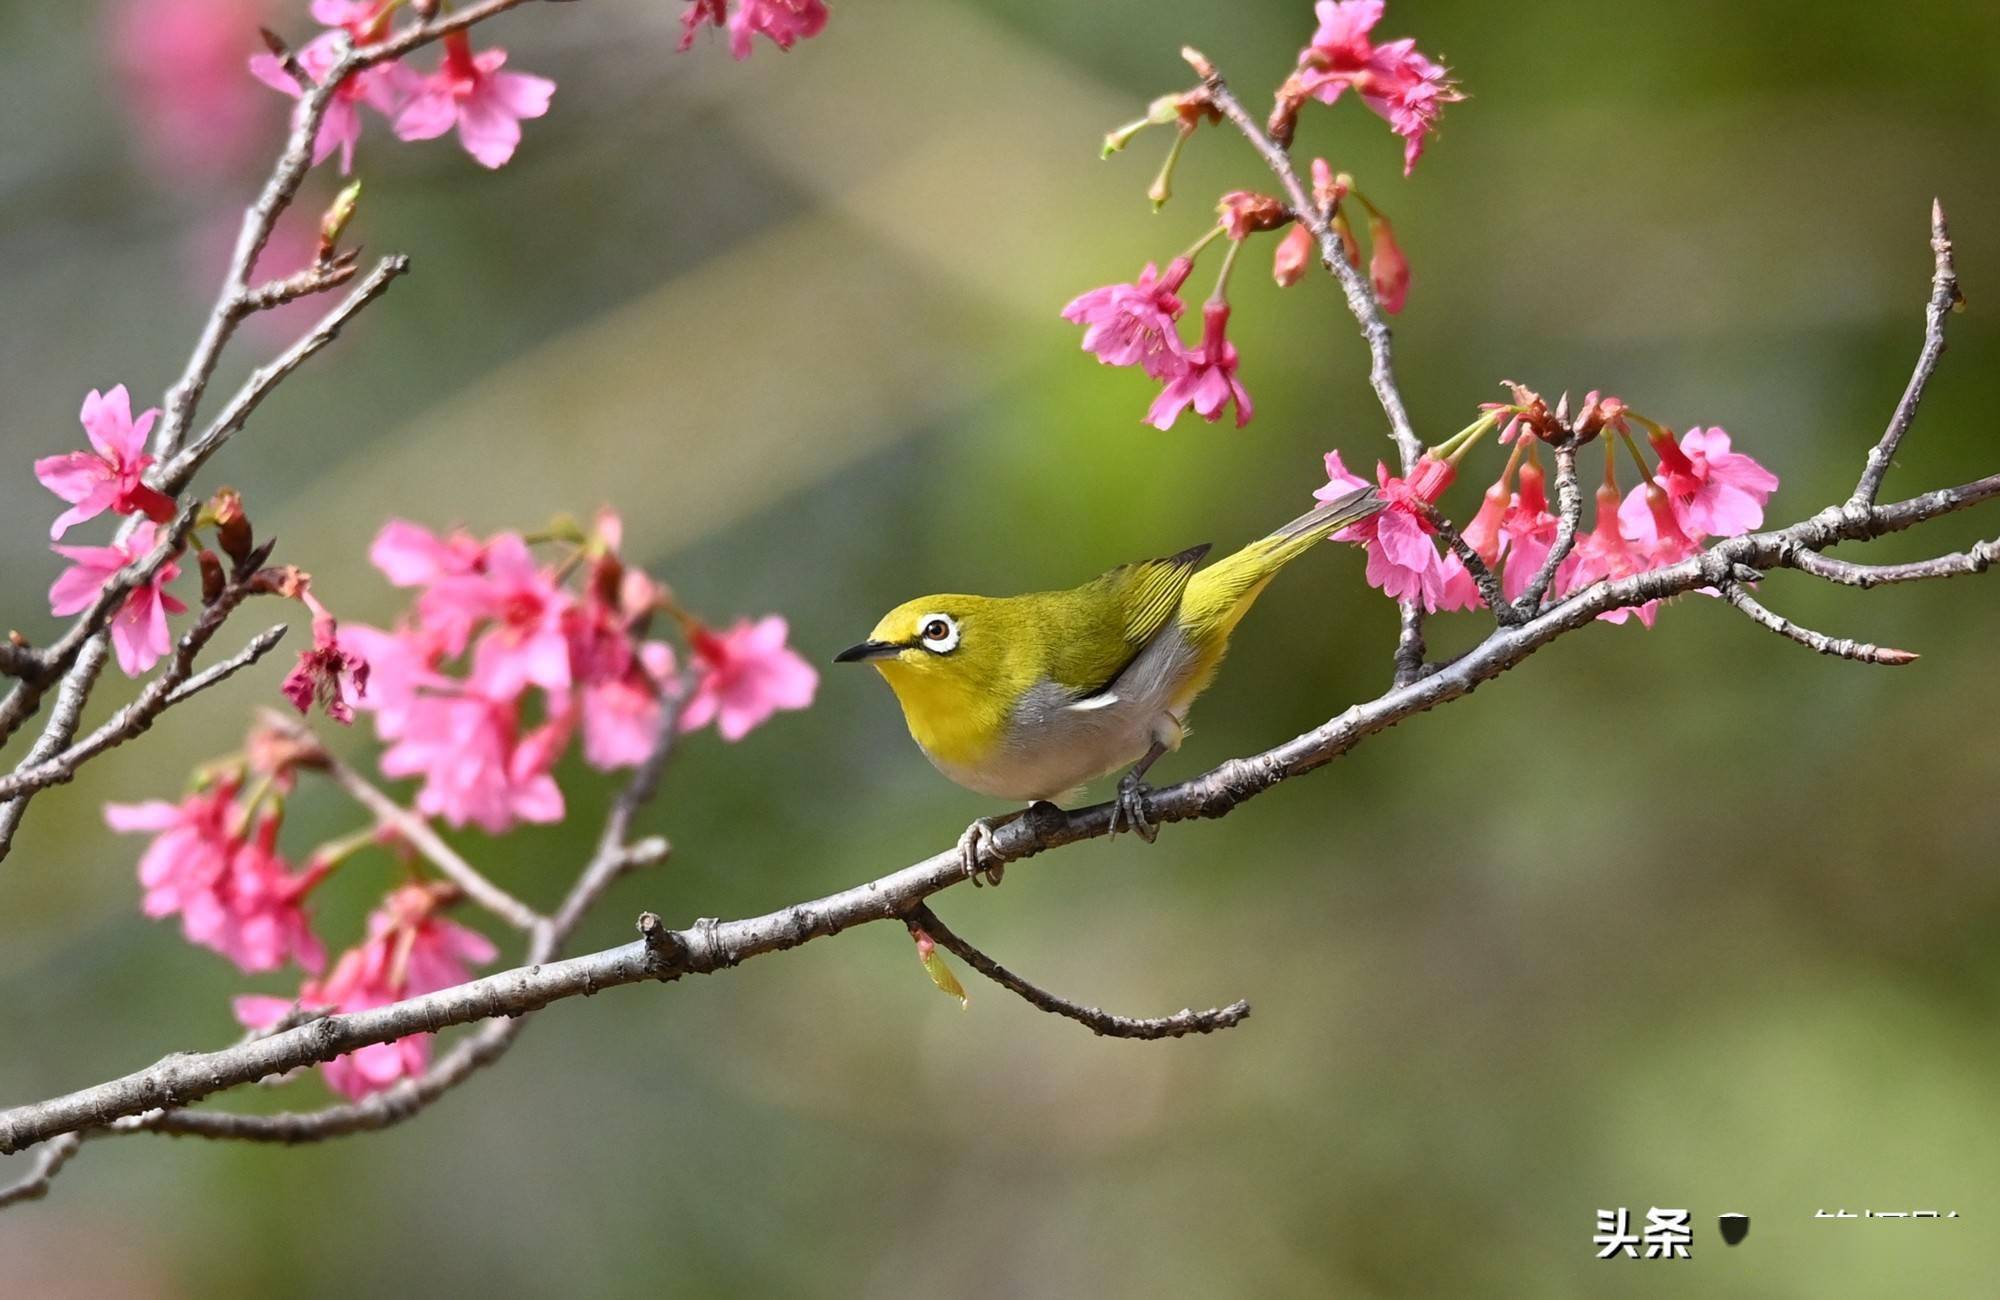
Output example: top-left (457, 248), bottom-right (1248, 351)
top-left (834, 595), bottom-right (1033, 767)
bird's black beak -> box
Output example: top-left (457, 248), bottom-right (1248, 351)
top-left (834, 640), bottom-right (903, 664)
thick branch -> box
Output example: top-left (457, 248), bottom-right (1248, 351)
top-left (6, 468), bottom-right (1996, 1155)
top-left (909, 906), bottom-right (1249, 1039)
top-left (1851, 200), bottom-right (1961, 508)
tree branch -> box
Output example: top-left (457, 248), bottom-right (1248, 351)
top-left (1717, 580), bottom-right (1917, 665)
top-left (1786, 538), bottom-right (1998, 588)
top-left (6, 462), bottom-right (1996, 1155)
top-left (1512, 443), bottom-right (1583, 615)
top-left (908, 906), bottom-right (1250, 1039)
top-left (278, 716), bottom-right (544, 934)
top-left (1851, 199), bottom-right (1961, 508)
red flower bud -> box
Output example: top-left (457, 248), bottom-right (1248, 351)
top-left (1272, 223), bottom-right (1314, 287)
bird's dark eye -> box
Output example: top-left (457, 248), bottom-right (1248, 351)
top-left (923, 619), bottom-right (949, 641)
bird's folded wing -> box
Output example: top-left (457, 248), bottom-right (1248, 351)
top-left (1051, 543), bottom-right (1210, 699)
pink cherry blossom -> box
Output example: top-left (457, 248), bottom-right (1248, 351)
top-left (235, 883), bottom-right (497, 1098)
top-left (250, 31), bottom-right (406, 174)
top-left (434, 533), bottom-right (574, 700)
top-left (1147, 301), bottom-right (1253, 430)
top-left (333, 622), bottom-right (437, 741)
top-left (681, 616), bottom-right (817, 742)
top-left (35, 386), bottom-right (176, 539)
top-left (679, 0), bottom-right (830, 59)
top-left (1061, 258), bottom-right (1193, 379)
top-left (1557, 484), bottom-right (1669, 626)
top-left (48, 520), bottom-right (187, 677)
top-left (391, 34), bottom-right (554, 170)
top-left (1619, 426), bottom-right (1779, 542)
top-left (369, 519), bottom-right (488, 656)
top-left (1294, 0), bottom-right (1461, 174)
top-left (281, 592), bottom-right (371, 725)
top-left (378, 692), bottom-right (567, 833)
top-left (1497, 459), bottom-right (1560, 604)
top-left (106, 0), bottom-right (269, 181)
top-left (107, 790), bottom-right (327, 974)
top-left (1317, 450), bottom-right (1463, 610)
top-left (570, 533), bottom-right (679, 769)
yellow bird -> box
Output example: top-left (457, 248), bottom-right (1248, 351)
top-left (836, 485), bottom-right (1382, 882)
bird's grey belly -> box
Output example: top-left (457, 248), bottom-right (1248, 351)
top-left (929, 625), bottom-right (1199, 803)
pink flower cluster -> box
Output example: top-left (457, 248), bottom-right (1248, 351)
top-left (346, 511), bottom-right (816, 832)
top-left (1061, 261), bottom-right (1253, 431)
top-left (250, 5), bottom-right (554, 171)
top-left (1315, 403), bottom-right (1781, 624)
top-left (106, 775), bottom-right (329, 975)
top-left (35, 387), bottom-right (187, 677)
top-left (677, 0), bottom-right (830, 60)
top-left (236, 883), bottom-right (497, 1098)
top-left (1291, 0), bottom-right (1462, 174)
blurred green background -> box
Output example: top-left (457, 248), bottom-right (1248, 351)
top-left (3, 0), bottom-right (1999, 1294)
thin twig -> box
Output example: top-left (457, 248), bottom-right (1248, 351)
top-left (1512, 443), bottom-right (1582, 616)
top-left (162, 626), bottom-right (290, 707)
top-left (1787, 538), bottom-right (1998, 588)
top-left (281, 719), bottom-right (542, 933)
top-left (0, 1134), bottom-right (81, 1209)
top-left (1851, 200), bottom-right (1962, 508)
top-left (160, 257), bottom-right (410, 492)
top-left (0, 592), bottom-right (268, 804)
top-left (909, 906), bottom-right (1249, 1040)
top-left (0, 637), bottom-right (109, 863)
top-left (1414, 503), bottom-right (1513, 623)
top-left (1717, 580), bottom-right (1917, 665)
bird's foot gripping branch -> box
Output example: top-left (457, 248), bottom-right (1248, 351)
top-left (2, 0), bottom-right (1996, 1214)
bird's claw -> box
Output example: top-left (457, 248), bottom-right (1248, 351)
top-left (958, 817), bottom-right (1006, 887)
top-left (1108, 773), bottom-right (1158, 843)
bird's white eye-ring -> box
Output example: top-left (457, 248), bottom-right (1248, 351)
top-left (917, 613), bottom-right (960, 654)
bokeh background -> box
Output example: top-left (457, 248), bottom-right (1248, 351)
top-left (3, 0), bottom-right (1999, 1294)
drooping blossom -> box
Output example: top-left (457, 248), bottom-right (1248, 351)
top-left (1498, 457), bottom-right (1560, 604)
top-left (1366, 213), bottom-right (1409, 313)
top-left (107, 787), bottom-right (327, 974)
top-left (1317, 450), bottom-right (1468, 610)
top-left (49, 520), bottom-right (186, 677)
top-left (391, 32), bottom-right (554, 169)
top-left (1556, 484), bottom-right (1668, 626)
top-left (679, 0), bottom-right (830, 59)
top-left (281, 589), bottom-right (371, 725)
top-left (1293, 0), bottom-right (1462, 173)
top-left (250, 31), bottom-right (407, 174)
top-left (1272, 224), bottom-right (1314, 287)
top-left (378, 692), bottom-right (567, 832)
top-left (571, 525), bottom-right (682, 769)
top-left (106, 0), bottom-right (269, 181)
top-left (235, 883), bottom-right (497, 1099)
top-left (1618, 426), bottom-right (1779, 542)
top-left (1147, 301), bottom-right (1253, 430)
top-left (370, 519), bottom-right (488, 656)
top-left (1061, 258), bottom-right (1192, 379)
top-left (681, 616), bottom-right (818, 742)
top-left (35, 386), bottom-right (176, 539)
